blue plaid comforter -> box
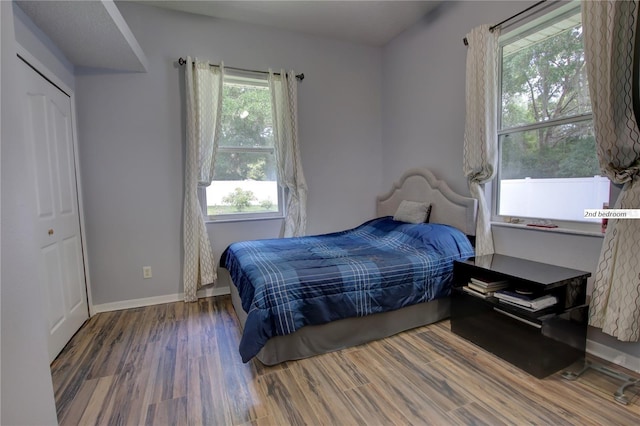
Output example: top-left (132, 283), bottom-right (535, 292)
top-left (222, 217), bottom-right (475, 362)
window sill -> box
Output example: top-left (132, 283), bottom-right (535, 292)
top-left (205, 215), bottom-right (284, 225)
top-left (491, 221), bottom-right (605, 238)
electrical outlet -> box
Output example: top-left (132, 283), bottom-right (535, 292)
top-left (143, 266), bottom-right (152, 279)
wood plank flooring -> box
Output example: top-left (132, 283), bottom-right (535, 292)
top-left (51, 296), bottom-right (640, 425)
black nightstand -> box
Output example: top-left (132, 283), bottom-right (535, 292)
top-left (450, 254), bottom-right (590, 379)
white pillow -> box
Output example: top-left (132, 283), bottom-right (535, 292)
top-left (393, 200), bottom-right (431, 224)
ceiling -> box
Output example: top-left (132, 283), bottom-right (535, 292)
top-left (16, 0), bottom-right (149, 72)
top-left (134, 0), bottom-right (439, 47)
top-left (14, 0), bottom-right (437, 72)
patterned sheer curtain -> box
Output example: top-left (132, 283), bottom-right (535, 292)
top-left (583, 1), bottom-right (640, 341)
top-left (463, 25), bottom-right (500, 256)
top-left (269, 70), bottom-right (308, 237)
top-left (183, 57), bottom-right (224, 302)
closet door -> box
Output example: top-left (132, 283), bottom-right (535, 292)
top-left (20, 58), bottom-right (89, 362)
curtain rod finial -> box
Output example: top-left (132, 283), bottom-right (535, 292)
top-left (178, 57), bottom-right (186, 66)
top-left (463, 37), bottom-right (468, 46)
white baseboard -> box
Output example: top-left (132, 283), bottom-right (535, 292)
top-left (91, 286), bottom-right (231, 314)
top-left (586, 339), bottom-right (640, 373)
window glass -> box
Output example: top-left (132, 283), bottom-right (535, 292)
top-left (219, 81), bottom-right (273, 148)
top-left (500, 121), bottom-right (598, 180)
top-left (496, 5), bottom-right (608, 224)
top-left (204, 76), bottom-right (282, 220)
top-left (501, 13), bottom-right (591, 129)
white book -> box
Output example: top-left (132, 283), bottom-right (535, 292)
top-left (467, 282), bottom-right (495, 294)
top-left (499, 299), bottom-right (540, 311)
top-left (530, 295), bottom-right (558, 309)
top-left (500, 299), bottom-right (553, 312)
top-left (494, 292), bottom-right (532, 307)
top-left (462, 286), bottom-right (490, 299)
top-left (470, 277), bottom-right (509, 288)
top-left (498, 295), bottom-right (557, 311)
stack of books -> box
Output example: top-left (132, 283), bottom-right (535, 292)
top-left (462, 277), bottom-right (509, 299)
top-left (494, 290), bottom-right (558, 312)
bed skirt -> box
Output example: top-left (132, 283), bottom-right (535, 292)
top-left (229, 277), bottom-right (450, 365)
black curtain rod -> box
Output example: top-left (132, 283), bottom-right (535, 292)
top-left (463, 0), bottom-right (548, 46)
top-left (177, 57), bottom-right (304, 81)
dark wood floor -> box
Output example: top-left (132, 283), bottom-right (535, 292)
top-left (51, 295), bottom-right (640, 425)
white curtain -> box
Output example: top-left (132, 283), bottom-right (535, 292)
top-left (183, 57), bottom-right (224, 302)
top-left (269, 70), bottom-right (308, 237)
top-left (583, 1), bottom-right (640, 341)
top-left (463, 25), bottom-right (500, 256)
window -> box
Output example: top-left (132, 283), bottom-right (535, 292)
top-left (496, 4), bottom-right (609, 224)
top-left (203, 73), bottom-right (283, 220)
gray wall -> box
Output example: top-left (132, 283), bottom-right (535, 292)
top-left (1, 1), bottom-right (59, 424)
top-left (382, 1), bottom-right (640, 358)
top-left (13, 4), bottom-right (75, 91)
top-left (76, 2), bottom-right (383, 306)
top-left (381, 1), bottom-right (526, 195)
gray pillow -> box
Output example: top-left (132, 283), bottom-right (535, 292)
top-left (393, 200), bottom-right (431, 224)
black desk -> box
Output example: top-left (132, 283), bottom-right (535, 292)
top-left (450, 254), bottom-right (590, 379)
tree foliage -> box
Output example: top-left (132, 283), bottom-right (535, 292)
top-left (222, 187), bottom-right (257, 212)
top-left (220, 84), bottom-right (273, 148)
top-left (500, 18), bottom-right (600, 180)
top-left (502, 25), bottom-right (590, 131)
top-left (501, 127), bottom-right (599, 179)
top-left (260, 198), bottom-right (274, 210)
top-left (213, 82), bottom-right (276, 181)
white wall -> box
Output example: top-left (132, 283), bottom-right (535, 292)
top-left (0, 2), bottom-right (59, 424)
top-left (76, 2), bottom-right (383, 306)
top-left (382, 0), bottom-right (640, 359)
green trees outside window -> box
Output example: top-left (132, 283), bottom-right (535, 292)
top-left (497, 6), bottom-right (609, 223)
top-left (500, 13), bottom-right (598, 180)
top-left (205, 76), bottom-right (281, 218)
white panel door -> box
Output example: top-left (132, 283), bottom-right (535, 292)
top-left (20, 59), bottom-right (89, 362)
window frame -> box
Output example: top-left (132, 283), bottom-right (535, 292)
top-left (491, 2), bottom-right (609, 233)
top-left (201, 72), bottom-right (285, 223)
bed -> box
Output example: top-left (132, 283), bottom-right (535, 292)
top-left (221, 168), bottom-right (478, 365)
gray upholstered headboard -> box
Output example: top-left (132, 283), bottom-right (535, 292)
top-left (377, 168), bottom-right (478, 236)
